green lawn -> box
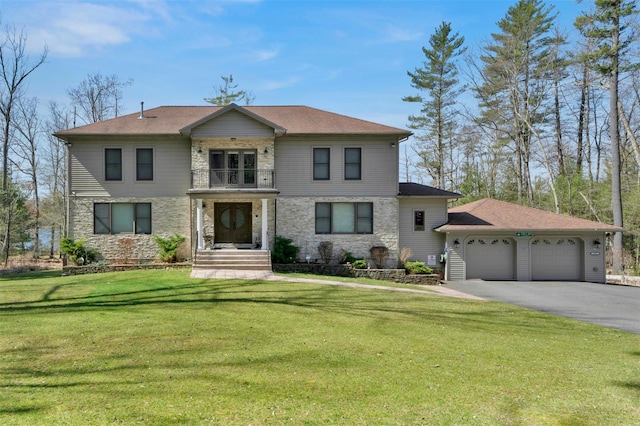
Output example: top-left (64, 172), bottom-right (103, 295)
top-left (1, 270), bottom-right (638, 425)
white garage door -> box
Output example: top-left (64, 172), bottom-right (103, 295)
top-left (531, 237), bottom-right (582, 281)
top-left (465, 238), bottom-right (515, 280)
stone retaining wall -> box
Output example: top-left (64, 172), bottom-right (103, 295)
top-left (62, 262), bottom-right (441, 285)
top-left (273, 263), bottom-right (441, 285)
top-left (62, 263), bottom-right (191, 276)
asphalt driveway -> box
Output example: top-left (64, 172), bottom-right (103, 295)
top-left (444, 280), bottom-right (640, 334)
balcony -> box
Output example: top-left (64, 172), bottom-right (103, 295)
top-left (190, 169), bottom-right (276, 191)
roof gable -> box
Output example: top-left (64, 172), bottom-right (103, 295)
top-left (436, 198), bottom-right (622, 232)
top-left (179, 103), bottom-right (286, 136)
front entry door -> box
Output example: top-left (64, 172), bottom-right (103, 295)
top-left (215, 203), bottom-right (252, 244)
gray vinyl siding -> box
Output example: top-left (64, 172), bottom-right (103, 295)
top-left (192, 110), bottom-right (274, 138)
top-left (275, 135), bottom-right (399, 196)
top-left (70, 150), bottom-right (108, 196)
top-left (445, 236), bottom-right (465, 281)
top-left (584, 233), bottom-right (606, 283)
top-left (516, 238), bottom-right (531, 280)
top-left (68, 136), bottom-right (191, 197)
top-left (398, 198), bottom-right (448, 265)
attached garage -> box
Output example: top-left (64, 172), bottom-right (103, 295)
top-left (531, 237), bottom-right (582, 281)
top-left (436, 198), bottom-right (623, 283)
top-left (465, 237), bottom-right (515, 280)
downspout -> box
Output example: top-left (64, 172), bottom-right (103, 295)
top-left (64, 139), bottom-right (71, 239)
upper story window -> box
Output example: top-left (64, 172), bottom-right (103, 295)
top-left (136, 148), bottom-right (154, 181)
top-left (344, 147), bottom-right (361, 180)
top-left (210, 150), bottom-right (256, 186)
top-left (105, 148), bottom-right (122, 181)
top-left (313, 148), bottom-right (330, 180)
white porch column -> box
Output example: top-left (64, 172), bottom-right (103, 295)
top-left (196, 198), bottom-right (204, 250)
top-left (261, 198), bottom-right (268, 250)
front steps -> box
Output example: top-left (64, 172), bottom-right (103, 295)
top-left (192, 249), bottom-right (272, 271)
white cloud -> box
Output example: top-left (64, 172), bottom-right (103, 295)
top-left (383, 24), bottom-right (423, 42)
top-left (19, 1), bottom-right (159, 57)
top-left (260, 77), bottom-right (300, 91)
top-left (249, 48), bottom-right (279, 62)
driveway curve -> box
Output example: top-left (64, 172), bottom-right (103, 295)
top-left (444, 280), bottom-right (640, 334)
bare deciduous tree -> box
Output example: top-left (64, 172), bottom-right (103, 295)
top-left (67, 72), bottom-right (133, 125)
top-left (11, 96), bottom-right (43, 256)
top-left (0, 23), bottom-right (47, 264)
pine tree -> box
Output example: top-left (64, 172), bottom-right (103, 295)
top-left (575, 0), bottom-right (639, 274)
top-left (403, 22), bottom-right (465, 189)
top-left (204, 74), bottom-right (255, 106)
top-left (474, 0), bottom-right (557, 204)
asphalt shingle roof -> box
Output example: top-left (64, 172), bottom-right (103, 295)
top-left (398, 182), bottom-right (460, 198)
top-left (436, 198), bottom-right (622, 232)
top-left (54, 104), bottom-right (412, 138)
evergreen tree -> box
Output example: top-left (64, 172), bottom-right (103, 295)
top-left (474, 0), bottom-right (557, 205)
top-left (403, 22), bottom-right (466, 189)
top-left (204, 74), bottom-right (255, 106)
top-left (575, 0), bottom-right (639, 274)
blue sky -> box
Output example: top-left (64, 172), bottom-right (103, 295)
top-left (3, 0), bottom-right (583, 132)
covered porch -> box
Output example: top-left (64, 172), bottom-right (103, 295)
top-left (189, 192), bottom-right (278, 252)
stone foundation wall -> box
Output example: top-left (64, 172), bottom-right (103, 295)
top-left (275, 196), bottom-right (399, 267)
top-left (69, 196), bottom-right (191, 262)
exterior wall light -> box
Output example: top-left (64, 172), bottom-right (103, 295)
top-left (454, 239), bottom-right (460, 248)
top-left (594, 239), bottom-right (601, 249)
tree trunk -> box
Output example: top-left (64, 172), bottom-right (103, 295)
top-left (610, 10), bottom-right (624, 274)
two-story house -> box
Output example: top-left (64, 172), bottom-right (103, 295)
top-left (55, 103), bottom-right (620, 283)
top-left (54, 103), bottom-right (455, 268)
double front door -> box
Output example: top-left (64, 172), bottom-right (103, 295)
top-left (215, 203), bottom-right (252, 244)
top-left (210, 150), bottom-right (256, 187)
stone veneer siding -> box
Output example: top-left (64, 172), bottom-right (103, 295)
top-left (275, 196), bottom-right (399, 266)
top-left (191, 138), bottom-right (275, 171)
top-left (69, 196), bottom-right (191, 261)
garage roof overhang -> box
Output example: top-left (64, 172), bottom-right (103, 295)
top-left (435, 198), bottom-right (623, 234)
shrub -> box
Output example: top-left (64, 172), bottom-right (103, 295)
top-left (318, 241), bottom-right (333, 264)
top-left (154, 234), bottom-right (186, 263)
top-left (404, 261), bottom-right (433, 275)
top-left (369, 245), bottom-right (389, 268)
top-left (60, 238), bottom-right (98, 265)
top-left (339, 249), bottom-right (357, 264)
top-left (398, 247), bottom-right (412, 267)
top-left (272, 236), bottom-right (300, 264)
top-left (352, 259), bottom-right (368, 269)
top-left (117, 238), bottom-right (135, 264)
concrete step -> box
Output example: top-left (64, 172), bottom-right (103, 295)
top-left (193, 249), bottom-right (272, 271)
